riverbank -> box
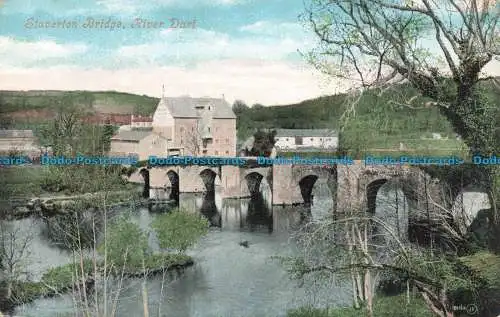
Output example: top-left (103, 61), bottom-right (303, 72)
top-left (3, 253), bottom-right (193, 312)
top-left (2, 190), bottom-right (145, 220)
top-left (287, 294), bottom-right (433, 317)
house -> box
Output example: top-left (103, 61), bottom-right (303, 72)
top-left (0, 129), bottom-right (40, 157)
top-left (131, 115), bottom-right (153, 128)
top-left (109, 95), bottom-right (237, 160)
top-left (273, 129), bottom-right (338, 151)
top-left (83, 113), bottom-right (132, 125)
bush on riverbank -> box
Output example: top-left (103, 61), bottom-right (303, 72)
top-left (98, 213), bottom-right (202, 271)
top-left (152, 208), bottom-right (209, 252)
top-left (9, 260), bottom-right (94, 304)
top-left (9, 253), bottom-right (193, 307)
top-left (41, 165), bottom-right (132, 194)
top-left (287, 294), bottom-right (433, 317)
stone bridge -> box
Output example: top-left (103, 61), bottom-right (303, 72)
top-left (128, 161), bottom-right (469, 218)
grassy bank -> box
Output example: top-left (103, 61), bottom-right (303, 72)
top-left (287, 294), bottom-right (433, 317)
top-left (8, 253), bottom-right (193, 307)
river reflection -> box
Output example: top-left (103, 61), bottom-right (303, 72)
top-left (12, 182), bottom-right (348, 317)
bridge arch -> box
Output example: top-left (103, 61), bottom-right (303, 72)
top-left (295, 167), bottom-right (336, 206)
top-left (365, 177), bottom-right (413, 242)
top-left (299, 175), bottom-right (319, 204)
top-left (139, 168), bottom-right (150, 198)
top-left (244, 172), bottom-right (265, 196)
top-left (200, 168), bottom-right (218, 192)
top-left (452, 184), bottom-right (491, 235)
top-left (165, 170), bottom-right (179, 200)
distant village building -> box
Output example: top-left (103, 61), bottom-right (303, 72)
top-left (273, 129), bottom-right (338, 151)
top-left (83, 113), bottom-right (131, 125)
top-left (0, 130), bottom-right (40, 157)
top-left (131, 115), bottom-right (153, 128)
top-left (110, 95), bottom-right (236, 160)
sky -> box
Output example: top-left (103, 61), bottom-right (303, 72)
top-left (0, 0), bottom-right (498, 106)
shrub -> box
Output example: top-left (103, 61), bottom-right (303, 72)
top-left (151, 208), bottom-right (209, 252)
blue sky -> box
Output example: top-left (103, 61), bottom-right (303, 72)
top-left (0, 0), bottom-right (498, 105)
top-left (0, 0), bottom-right (341, 105)
top-left (0, 0), bottom-right (313, 68)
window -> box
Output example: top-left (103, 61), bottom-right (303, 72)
top-left (208, 127), bottom-right (211, 133)
top-left (286, 138), bottom-right (289, 141)
top-left (225, 138), bottom-right (229, 144)
top-left (208, 106), bottom-right (211, 110)
top-left (295, 136), bottom-right (303, 145)
top-left (202, 150), bottom-right (207, 155)
top-left (225, 151), bottom-right (229, 155)
top-left (215, 151), bottom-right (218, 155)
top-left (320, 138), bottom-right (322, 141)
top-left (215, 139), bottom-right (219, 144)
top-left (310, 138), bottom-right (313, 141)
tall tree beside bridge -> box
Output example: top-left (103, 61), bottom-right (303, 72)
top-left (285, 1), bottom-right (500, 315)
top-left (302, 0), bottom-right (499, 233)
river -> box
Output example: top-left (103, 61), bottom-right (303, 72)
top-left (8, 180), bottom-right (490, 317)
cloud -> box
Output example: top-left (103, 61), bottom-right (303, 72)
top-left (96, 0), bottom-right (243, 13)
top-left (239, 21), bottom-right (307, 37)
top-left (0, 37), bottom-right (87, 66)
top-left (0, 60), bottom-right (345, 105)
top-left (115, 26), bottom-right (315, 66)
top-left (1, 0), bottom-right (243, 16)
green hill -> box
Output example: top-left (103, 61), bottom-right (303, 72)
top-left (1, 78), bottom-right (498, 156)
top-left (0, 90), bottom-right (159, 116)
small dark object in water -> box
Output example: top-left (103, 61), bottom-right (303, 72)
top-left (239, 241), bottom-right (249, 248)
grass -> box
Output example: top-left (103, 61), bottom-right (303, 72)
top-left (0, 90), bottom-right (159, 115)
top-left (9, 254), bottom-right (193, 305)
top-left (287, 294), bottom-right (433, 317)
top-left (459, 251), bottom-right (500, 288)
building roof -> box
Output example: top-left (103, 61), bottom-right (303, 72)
top-left (158, 96), bottom-right (236, 119)
top-left (110, 130), bottom-right (152, 142)
top-left (275, 129), bottom-right (337, 137)
top-left (132, 115), bottom-right (153, 123)
top-left (0, 130), bottom-right (34, 138)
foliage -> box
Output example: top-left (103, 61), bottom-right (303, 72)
top-left (0, 90), bottom-right (157, 115)
top-left (98, 217), bottom-right (148, 268)
top-left (40, 165), bottom-right (129, 194)
top-left (287, 294), bottom-right (433, 317)
top-left (100, 122), bottom-right (116, 153)
top-left (151, 208), bottom-right (209, 252)
top-left (40, 260), bottom-right (94, 290)
top-left (247, 129), bottom-right (277, 157)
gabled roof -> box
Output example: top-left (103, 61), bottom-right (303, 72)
top-left (157, 96), bottom-right (236, 119)
top-left (275, 129), bottom-right (337, 137)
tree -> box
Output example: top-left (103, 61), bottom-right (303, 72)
top-left (303, 0), bottom-right (499, 153)
top-left (151, 209), bottom-right (209, 252)
top-left (40, 98), bottom-right (84, 156)
top-left (249, 129), bottom-right (277, 156)
top-left (278, 173), bottom-right (500, 317)
top-left (232, 100), bottom-right (249, 115)
top-left (302, 0), bottom-right (500, 251)
top-left (183, 123), bottom-right (202, 156)
top-left (100, 120), bottom-right (115, 153)
top-left (0, 220), bottom-right (34, 302)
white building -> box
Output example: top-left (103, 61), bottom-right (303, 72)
top-left (274, 129), bottom-right (338, 151)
